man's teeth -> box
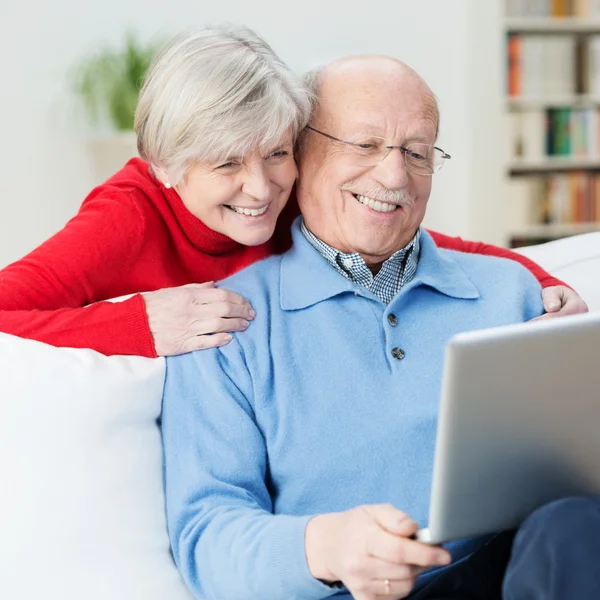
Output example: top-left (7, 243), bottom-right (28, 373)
top-left (355, 194), bottom-right (398, 213)
top-left (228, 205), bottom-right (269, 216)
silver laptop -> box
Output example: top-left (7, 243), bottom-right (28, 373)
top-left (417, 311), bottom-right (600, 545)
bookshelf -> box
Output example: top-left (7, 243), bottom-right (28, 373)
top-left (504, 2), bottom-right (600, 246)
top-left (506, 17), bottom-right (600, 33)
top-left (508, 156), bottom-right (600, 174)
top-left (507, 94), bottom-right (600, 109)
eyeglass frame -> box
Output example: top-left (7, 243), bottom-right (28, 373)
top-left (305, 125), bottom-right (451, 175)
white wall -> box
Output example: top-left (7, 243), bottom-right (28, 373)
top-left (0, 0), bottom-right (498, 268)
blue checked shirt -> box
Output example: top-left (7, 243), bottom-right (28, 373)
top-left (300, 219), bottom-right (420, 305)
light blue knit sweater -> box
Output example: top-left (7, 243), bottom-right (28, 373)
top-left (162, 218), bottom-right (544, 600)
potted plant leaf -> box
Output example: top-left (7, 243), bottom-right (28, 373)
top-left (74, 32), bottom-right (160, 182)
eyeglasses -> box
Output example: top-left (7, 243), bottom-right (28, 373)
top-left (305, 126), bottom-right (451, 176)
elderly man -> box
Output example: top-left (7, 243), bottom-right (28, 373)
top-left (162, 56), bottom-right (600, 600)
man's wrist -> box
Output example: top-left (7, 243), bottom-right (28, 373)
top-left (305, 513), bottom-right (337, 583)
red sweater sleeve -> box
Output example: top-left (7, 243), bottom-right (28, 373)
top-left (0, 195), bottom-right (157, 357)
top-left (426, 229), bottom-right (567, 289)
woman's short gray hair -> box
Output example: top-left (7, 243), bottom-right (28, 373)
top-left (135, 25), bottom-right (313, 184)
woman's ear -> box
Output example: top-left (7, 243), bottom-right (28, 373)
top-left (153, 166), bottom-right (172, 189)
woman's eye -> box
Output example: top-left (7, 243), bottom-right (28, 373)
top-left (216, 161), bottom-right (239, 170)
top-left (269, 150), bottom-right (290, 159)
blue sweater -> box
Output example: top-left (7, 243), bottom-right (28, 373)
top-left (162, 220), bottom-right (543, 600)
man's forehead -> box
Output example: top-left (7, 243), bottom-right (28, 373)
top-left (314, 57), bottom-right (439, 138)
top-left (324, 105), bottom-right (437, 138)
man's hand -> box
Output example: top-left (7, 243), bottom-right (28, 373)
top-left (532, 286), bottom-right (588, 321)
top-left (305, 504), bottom-right (451, 600)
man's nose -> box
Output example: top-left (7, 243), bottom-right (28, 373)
top-left (242, 164), bottom-right (271, 202)
top-left (374, 148), bottom-right (410, 190)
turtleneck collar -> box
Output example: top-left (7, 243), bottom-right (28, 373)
top-left (163, 187), bottom-right (246, 256)
top-left (135, 159), bottom-right (245, 256)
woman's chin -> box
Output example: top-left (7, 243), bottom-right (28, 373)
top-left (229, 225), bottom-right (276, 247)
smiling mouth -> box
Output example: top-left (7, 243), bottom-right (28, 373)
top-left (225, 204), bottom-right (269, 217)
top-left (352, 194), bottom-right (400, 213)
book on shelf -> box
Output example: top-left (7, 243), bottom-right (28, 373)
top-left (506, 0), bottom-right (600, 17)
top-left (536, 172), bottom-right (600, 223)
top-left (504, 34), bottom-right (600, 98)
top-left (509, 107), bottom-right (600, 160)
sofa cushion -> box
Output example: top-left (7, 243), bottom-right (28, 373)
top-left (0, 333), bottom-right (193, 600)
top-left (516, 232), bottom-right (600, 313)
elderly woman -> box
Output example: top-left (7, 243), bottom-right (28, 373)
top-left (0, 25), bottom-right (582, 357)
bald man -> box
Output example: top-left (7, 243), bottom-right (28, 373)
top-left (162, 56), bottom-right (600, 600)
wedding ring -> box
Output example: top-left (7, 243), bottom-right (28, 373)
top-left (384, 578), bottom-right (391, 595)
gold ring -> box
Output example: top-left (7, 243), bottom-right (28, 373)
top-left (384, 579), bottom-right (391, 595)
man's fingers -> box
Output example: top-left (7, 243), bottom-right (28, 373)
top-left (401, 539), bottom-right (450, 568)
top-left (358, 557), bottom-right (414, 581)
top-left (368, 530), bottom-right (450, 568)
top-left (348, 558), bottom-right (419, 599)
top-left (363, 504), bottom-right (412, 535)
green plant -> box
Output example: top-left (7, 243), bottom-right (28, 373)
top-left (74, 33), bottom-right (160, 131)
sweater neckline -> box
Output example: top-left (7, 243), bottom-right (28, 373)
top-left (164, 188), bottom-right (244, 255)
top-left (136, 158), bottom-right (244, 256)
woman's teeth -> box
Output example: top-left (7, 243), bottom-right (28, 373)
top-left (355, 194), bottom-right (399, 213)
top-left (227, 205), bottom-right (269, 216)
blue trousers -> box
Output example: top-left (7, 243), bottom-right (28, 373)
top-left (408, 496), bottom-right (600, 600)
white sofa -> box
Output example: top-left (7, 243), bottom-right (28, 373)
top-left (0, 233), bottom-right (598, 600)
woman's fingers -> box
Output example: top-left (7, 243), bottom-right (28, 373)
top-left (201, 299), bottom-right (256, 320)
top-left (181, 332), bottom-right (233, 353)
top-left (190, 317), bottom-right (250, 337)
top-left (191, 285), bottom-right (252, 308)
top-left (143, 284), bottom-right (256, 356)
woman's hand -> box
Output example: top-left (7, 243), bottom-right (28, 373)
top-left (142, 282), bottom-right (256, 356)
top-left (305, 504), bottom-right (451, 600)
top-left (532, 286), bottom-right (588, 321)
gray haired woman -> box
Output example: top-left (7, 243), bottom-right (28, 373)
top-left (0, 25), bottom-right (577, 357)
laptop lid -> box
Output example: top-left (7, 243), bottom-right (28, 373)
top-left (419, 312), bottom-right (600, 545)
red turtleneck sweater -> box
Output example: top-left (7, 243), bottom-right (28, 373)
top-left (0, 158), bottom-right (564, 357)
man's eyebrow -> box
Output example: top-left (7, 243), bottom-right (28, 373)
top-left (404, 132), bottom-right (433, 143)
top-left (346, 123), bottom-right (386, 134)
top-left (340, 124), bottom-right (436, 144)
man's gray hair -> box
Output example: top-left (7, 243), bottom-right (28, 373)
top-left (303, 67), bottom-right (324, 101)
top-left (135, 25), bottom-right (314, 185)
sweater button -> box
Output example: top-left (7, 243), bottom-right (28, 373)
top-left (387, 313), bottom-right (398, 327)
top-left (391, 347), bottom-right (405, 360)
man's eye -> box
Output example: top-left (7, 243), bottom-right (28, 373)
top-left (357, 143), bottom-right (376, 150)
top-left (407, 151), bottom-right (425, 160)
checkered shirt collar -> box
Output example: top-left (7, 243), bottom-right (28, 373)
top-left (300, 218), bottom-right (420, 304)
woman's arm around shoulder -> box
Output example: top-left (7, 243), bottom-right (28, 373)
top-left (0, 193), bottom-right (156, 356)
top-left (427, 229), bottom-right (588, 318)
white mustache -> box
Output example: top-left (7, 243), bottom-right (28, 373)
top-left (341, 184), bottom-right (415, 208)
